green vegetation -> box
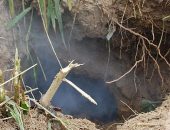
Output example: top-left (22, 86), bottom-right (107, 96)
top-left (7, 0), bottom-right (74, 48)
top-left (0, 49), bottom-right (35, 129)
top-left (7, 6), bottom-right (32, 29)
top-left (6, 100), bottom-right (25, 130)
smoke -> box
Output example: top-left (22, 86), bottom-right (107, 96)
top-left (22, 12), bottom-right (118, 123)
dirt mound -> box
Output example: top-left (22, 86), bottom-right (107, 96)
top-left (0, 109), bottom-right (99, 130)
top-left (1, 96), bottom-right (170, 130)
top-left (101, 95), bottom-right (170, 130)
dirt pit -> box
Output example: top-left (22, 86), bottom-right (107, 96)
top-left (0, 0), bottom-right (170, 130)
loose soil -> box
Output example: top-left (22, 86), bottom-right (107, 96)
top-left (1, 95), bottom-right (170, 130)
top-left (116, 95), bottom-right (170, 130)
top-left (0, 109), bottom-right (99, 130)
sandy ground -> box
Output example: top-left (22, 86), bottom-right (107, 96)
top-left (0, 109), bottom-right (99, 130)
top-left (1, 95), bottom-right (170, 130)
top-left (100, 95), bottom-right (170, 130)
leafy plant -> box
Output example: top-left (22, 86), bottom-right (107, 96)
top-left (0, 48), bottom-right (38, 129)
top-left (13, 48), bottom-right (25, 105)
top-left (6, 100), bottom-right (25, 130)
top-left (38, 0), bottom-right (66, 48)
top-left (140, 99), bottom-right (160, 112)
top-left (7, 0), bottom-right (67, 47)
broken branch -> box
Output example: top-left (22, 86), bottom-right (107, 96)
top-left (63, 78), bottom-right (97, 105)
top-left (40, 61), bottom-right (82, 107)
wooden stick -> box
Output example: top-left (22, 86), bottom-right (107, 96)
top-left (0, 88), bottom-right (38, 107)
top-left (63, 78), bottom-right (97, 105)
top-left (0, 64), bottom-right (37, 88)
top-left (40, 61), bottom-right (82, 107)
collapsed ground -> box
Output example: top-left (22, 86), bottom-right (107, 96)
top-left (0, 0), bottom-right (170, 129)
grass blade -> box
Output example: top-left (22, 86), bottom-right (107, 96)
top-left (47, 0), bottom-right (54, 30)
top-left (39, 0), bottom-right (48, 29)
top-left (54, 0), bottom-right (67, 48)
top-left (8, 0), bottom-right (15, 17)
top-left (51, 10), bottom-right (57, 32)
top-left (7, 6), bottom-right (32, 29)
top-left (6, 102), bottom-right (24, 130)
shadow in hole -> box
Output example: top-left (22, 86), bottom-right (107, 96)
top-left (23, 54), bottom-right (117, 123)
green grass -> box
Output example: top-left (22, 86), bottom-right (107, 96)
top-left (6, 100), bottom-right (25, 130)
top-left (8, 0), bottom-right (15, 17)
top-left (7, 0), bottom-right (68, 48)
top-left (4, 1), bottom-right (70, 128)
top-left (7, 6), bottom-right (32, 29)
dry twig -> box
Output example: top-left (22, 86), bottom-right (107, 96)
top-left (40, 61), bottom-right (83, 107)
top-left (63, 78), bottom-right (97, 105)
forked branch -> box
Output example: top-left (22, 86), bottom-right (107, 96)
top-left (40, 61), bottom-right (82, 107)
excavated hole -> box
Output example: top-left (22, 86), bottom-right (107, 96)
top-left (0, 0), bottom-right (170, 129)
top-left (20, 13), bottom-right (119, 123)
top-left (19, 10), bottom-right (170, 124)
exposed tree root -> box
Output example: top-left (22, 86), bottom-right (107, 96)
top-left (107, 19), bottom-right (169, 91)
top-left (106, 45), bottom-right (145, 84)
